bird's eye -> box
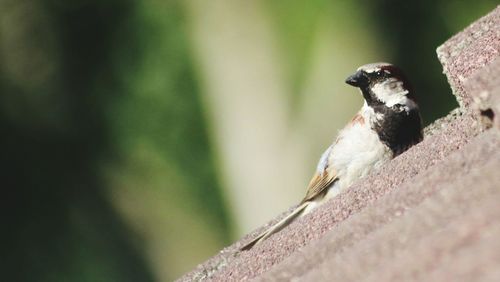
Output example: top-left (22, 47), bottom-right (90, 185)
top-left (376, 70), bottom-right (384, 76)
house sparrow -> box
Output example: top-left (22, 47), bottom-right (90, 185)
top-left (240, 62), bottom-right (423, 251)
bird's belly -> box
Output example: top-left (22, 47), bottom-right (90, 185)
top-left (327, 123), bottom-right (392, 198)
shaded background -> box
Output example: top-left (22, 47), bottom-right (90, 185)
top-left (1, 0), bottom-right (497, 281)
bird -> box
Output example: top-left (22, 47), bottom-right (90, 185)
top-left (240, 62), bottom-right (423, 251)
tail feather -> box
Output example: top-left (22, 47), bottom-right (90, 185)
top-left (240, 202), bottom-right (309, 251)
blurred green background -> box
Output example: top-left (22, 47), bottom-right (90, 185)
top-left (1, 0), bottom-right (497, 281)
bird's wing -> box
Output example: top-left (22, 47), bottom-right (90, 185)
top-left (241, 142), bottom-right (339, 251)
top-left (240, 168), bottom-right (337, 251)
top-left (298, 112), bottom-right (365, 204)
top-left (300, 168), bottom-right (337, 204)
top-left (299, 143), bottom-right (339, 204)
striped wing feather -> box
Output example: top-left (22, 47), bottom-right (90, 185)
top-left (300, 169), bottom-right (337, 204)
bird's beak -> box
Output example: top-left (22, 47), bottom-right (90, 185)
top-left (345, 70), bottom-right (368, 87)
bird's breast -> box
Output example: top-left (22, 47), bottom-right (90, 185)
top-left (328, 121), bottom-right (392, 194)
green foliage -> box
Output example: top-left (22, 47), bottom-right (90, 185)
top-left (0, 0), bottom-right (229, 281)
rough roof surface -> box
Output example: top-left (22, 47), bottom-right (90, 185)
top-left (178, 5), bottom-right (500, 282)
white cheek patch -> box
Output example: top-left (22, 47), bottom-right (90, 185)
top-left (371, 79), bottom-right (412, 108)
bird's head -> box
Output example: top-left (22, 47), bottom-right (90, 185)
top-left (345, 62), bottom-right (417, 111)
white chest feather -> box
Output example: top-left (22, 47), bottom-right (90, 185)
top-left (319, 105), bottom-right (392, 201)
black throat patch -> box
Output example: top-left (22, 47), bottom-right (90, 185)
top-left (370, 104), bottom-right (423, 156)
